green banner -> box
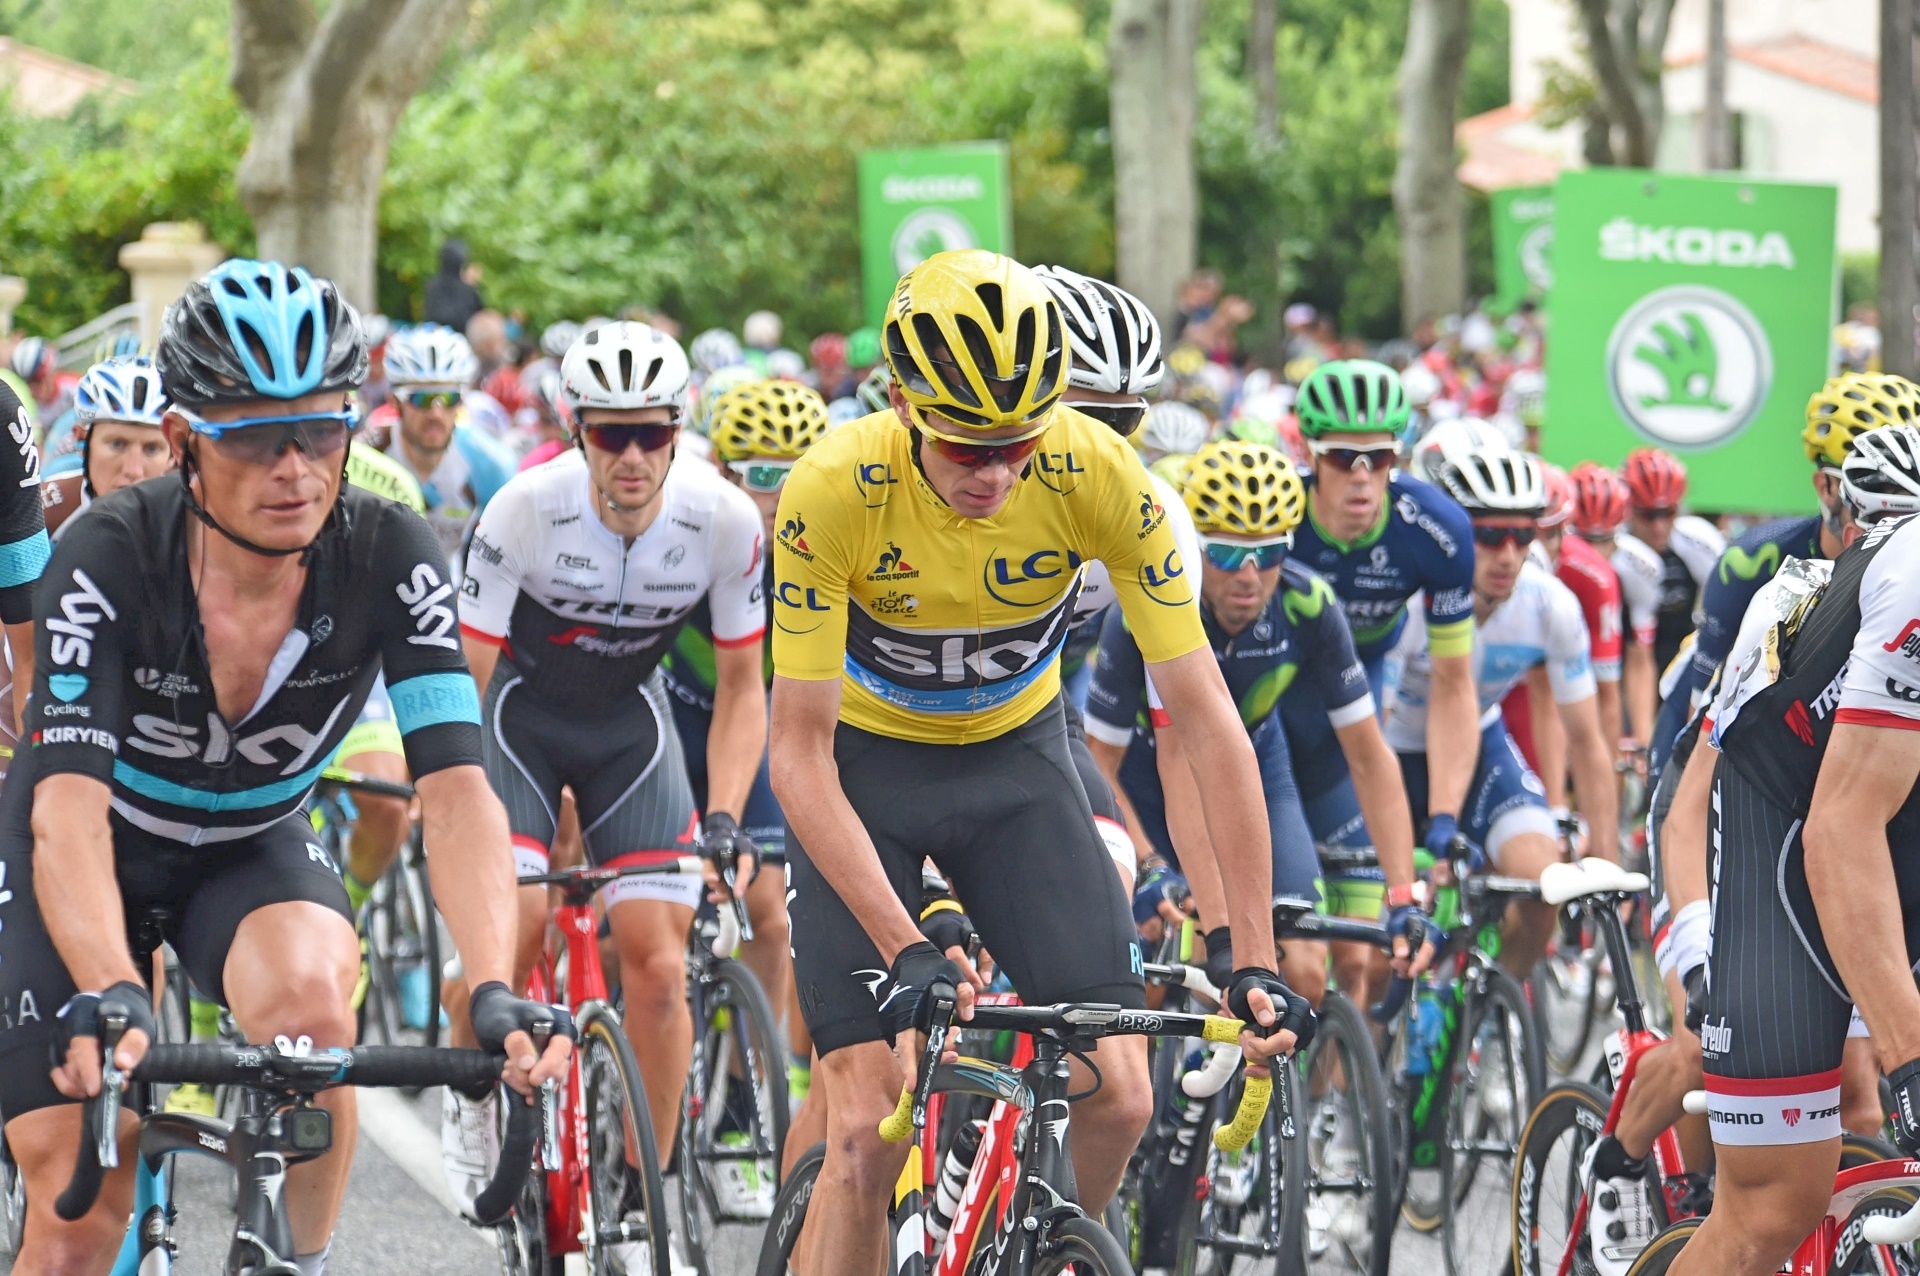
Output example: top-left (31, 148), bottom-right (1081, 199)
top-left (1544, 169), bottom-right (1837, 512)
top-left (1490, 185), bottom-right (1554, 309)
top-left (858, 142), bottom-right (1012, 327)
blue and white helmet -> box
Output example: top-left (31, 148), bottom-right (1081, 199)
top-left (158, 259), bottom-right (365, 408)
top-left (75, 356), bottom-right (169, 427)
top-left (689, 328), bottom-right (744, 375)
top-left (384, 324), bottom-right (479, 388)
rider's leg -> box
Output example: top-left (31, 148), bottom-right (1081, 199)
top-left (784, 1050), bottom-right (825, 1177)
top-left (607, 895), bottom-right (695, 1166)
top-left (1472, 723), bottom-right (1564, 979)
top-left (337, 749), bottom-right (411, 909)
top-left (1492, 829), bottom-right (1561, 977)
top-left (1841, 1027), bottom-right (1883, 1138)
top-left (1063, 1033), bottom-right (1153, 1213)
top-left (7, 1106), bottom-right (139, 1275)
top-left (799, 1043), bottom-right (910, 1276)
top-left (1667, 1141), bottom-right (1839, 1276)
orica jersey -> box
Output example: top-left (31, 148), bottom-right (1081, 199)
top-left (771, 408), bottom-right (1206, 744)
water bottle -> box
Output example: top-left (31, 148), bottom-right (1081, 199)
top-left (926, 1118), bottom-right (986, 1250)
top-left (1405, 989), bottom-right (1444, 1077)
top-left (399, 965), bottom-right (431, 1030)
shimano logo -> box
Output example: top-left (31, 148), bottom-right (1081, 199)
top-left (1709, 1110), bottom-right (1764, 1125)
top-left (642, 582), bottom-right (698, 593)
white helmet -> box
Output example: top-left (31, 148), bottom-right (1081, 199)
top-left (560, 320), bottom-right (690, 419)
top-left (1410, 416), bottom-right (1511, 486)
top-left (1139, 400), bottom-right (1212, 459)
top-left (767, 348), bottom-right (807, 381)
top-left (689, 328), bottom-right (744, 374)
top-left (1033, 264), bottom-right (1164, 396)
top-left (1841, 422), bottom-right (1920, 523)
top-left (1436, 447), bottom-right (1546, 517)
top-left (743, 310), bottom-right (782, 349)
top-left (385, 325), bottom-right (478, 387)
top-left (540, 321), bottom-right (582, 359)
top-left (1400, 362), bottom-right (1443, 409)
top-left (75, 356), bottom-right (169, 427)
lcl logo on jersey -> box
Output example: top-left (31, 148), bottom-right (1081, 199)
top-left (1032, 450), bottom-right (1083, 495)
top-left (1137, 550), bottom-right (1193, 607)
top-left (855, 463), bottom-right (897, 508)
top-left (983, 549), bottom-right (1084, 608)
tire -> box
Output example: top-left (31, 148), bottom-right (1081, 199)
top-left (677, 958), bottom-right (790, 1276)
top-left (1846, 1134), bottom-right (1903, 1166)
top-left (1833, 1186), bottom-right (1920, 1274)
top-left (1173, 1057), bottom-right (1306, 1275)
top-left (364, 833), bottom-right (442, 1050)
top-left (756, 1142), bottom-right (824, 1276)
top-left (1032, 1215), bottom-right (1133, 1275)
top-left (495, 1127), bottom-right (559, 1276)
top-left (0, 1136), bottom-right (22, 1255)
top-left (579, 1004), bottom-right (673, 1276)
top-left (1439, 966), bottom-right (1543, 1276)
top-left (1624, 1218), bottom-right (1699, 1275)
top-left (1510, 1081), bottom-right (1609, 1276)
top-left (1298, 992), bottom-right (1396, 1275)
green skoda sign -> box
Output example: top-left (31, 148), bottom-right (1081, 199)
top-left (1545, 170), bottom-right (1837, 512)
top-left (858, 143), bottom-right (1012, 327)
top-left (1490, 185), bottom-right (1554, 309)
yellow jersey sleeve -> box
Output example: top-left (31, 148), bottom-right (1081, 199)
top-left (1080, 436), bottom-right (1208, 665)
top-left (770, 445), bottom-right (857, 681)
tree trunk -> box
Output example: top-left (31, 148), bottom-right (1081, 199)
top-left (1571, 0), bottom-right (1676, 168)
top-left (1703, 0), bottom-right (1731, 168)
top-left (1393, 0), bottom-right (1471, 332)
top-left (1249, 0), bottom-right (1279, 143)
top-left (1110, 0), bottom-right (1203, 330)
top-left (230, 0), bottom-right (471, 311)
top-left (1883, 0), bottom-right (1918, 378)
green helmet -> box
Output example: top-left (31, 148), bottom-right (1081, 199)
top-left (1227, 416), bottom-right (1281, 448)
top-left (1295, 359), bottom-right (1408, 439)
top-left (847, 326), bottom-right (882, 368)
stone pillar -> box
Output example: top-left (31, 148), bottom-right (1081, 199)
top-left (0, 277), bottom-right (24, 338)
top-left (118, 223), bottom-right (225, 350)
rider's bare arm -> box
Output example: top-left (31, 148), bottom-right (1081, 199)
top-left (1623, 642), bottom-right (1656, 746)
top-left (1804, 722), bottom-right (1920, 1070)
top-left (1147, 724), bottom-right (1228, 932)
top-left (464, 634), bottom-right (500, 701)
top-left (1661, 738), bottom-right (1717, 911)
top-left (1560, 692), bottom-right (1620, 861)
top-left (704, 638), bottom-right (767, 823)
top-left (1423, 650), bottom-right (1481, 820)
top-left (1526, 665), bottom-right (1569, 809)
top-left (1086, 734), bottom-right (1164, 871)
top-left (1332, 714), bottom-right (1419, 887)
top-left (7, 620), bottom-right (31, 737)
top-left (769, 673), bottom-right (924, 964)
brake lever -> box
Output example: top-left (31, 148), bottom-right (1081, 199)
top-left (96, 1009), bottom-right (127, 1171)
top-left (912, 985), bottom-right (957, 1133)
top-left (721, 863), bottom-right (755, 944)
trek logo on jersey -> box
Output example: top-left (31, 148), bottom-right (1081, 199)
top-left (983, 549), bottom-right (1084, 608)
top-left (867, 543), bottom-right (919, 582)
top-left (1032, 449), bottom-right (1083, 495)
top-left (1884, 619), bottom-right (1920, 662)
top-left (1137, 492), bottom-right (1166, 539)
top-left (855, 462), bottom-right (897, 507)
top-left (395, 563), bottom-right (458, 650)
top-left (47, 568), bottom-right (117, 668)
top-left (544, 598), bottom-right (681, 623)
top-left (1137, 550), bottom-right (1193, 607)
top-left (777, 513), bottom-right (813, 561)
top-left (32, 726), bottom-right (116, 751)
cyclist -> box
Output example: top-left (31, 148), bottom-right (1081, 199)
top-left (48, 358), bottom-right (173, 536)
top-left (1384, 447), bottom-right (1618, 977)
top-left (0, 376), bottom-right (48, 777)
top-left (1084, 439), bottom-right (1433, 1009)
top-left (0, 260), bottom-right (566, 1276)
top-left (1570, 460), bottom-right (1664, 758)
top-left (379, 324), bottom-right (515, 574)
top-left (1620, 446), bottom-right (1723, 698)
top-left (1649, 373), bottom-right (1916, 778)
top-left (1289, 360), bottom-right (1484, 881)
top-left (1659, 423), bottom-right (1920, 1276)
top-left (770, 250), bottom-right (1302, 1275)
top-left (454, 320), bottom-right (764, 1262)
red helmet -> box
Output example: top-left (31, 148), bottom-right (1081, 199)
top-left (809, 333), bottom-right (848, 373)
top-left (1538, 461), bottom-right (1574, 529)
top-left (1622, 447), bottom-right (1687, 510)
top-left (1568, 461), bottom-right (1629, 538)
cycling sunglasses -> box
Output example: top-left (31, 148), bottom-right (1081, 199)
top-left (1201, 535), bottom-right (1291, 572)
top-left (1065, 399), bottom-right (1149, 436)
top-left (1472, 523), bottom-right (1537, 550)
top-left (403, 389), bottom-right (462, 411)
top-left (727, 459), bottom-right (794, 492)
top-left (1309, 441), bottom-right (1399, 472)
top-left (175, 408), bottom-right (355, 466)
top-left (1636, 506), bottom-right (1679, 520)
top-left (918, 429), bottom-right (1045, 471)
top-left (581, 423), bottom-right (677, 455)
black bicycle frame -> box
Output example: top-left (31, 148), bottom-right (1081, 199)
top-left (141, 1091), bottom-right (328, 1271)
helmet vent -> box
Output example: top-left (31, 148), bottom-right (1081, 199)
top-left (975, 282), bottom-right (1004, 330)
top-left (618, 348), bottom-right (635, 392)
top-left (642, 357), bottom-right (663, 391)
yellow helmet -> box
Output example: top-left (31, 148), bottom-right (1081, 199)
top-left (709, 379), bottom-right (830, 462)
top-left (1179, 439), bottom-right (1307, 539)
top-left (883, 249), bottom-right (1068, 443)
top-left (1804, 372), bottom-right (1920, 468)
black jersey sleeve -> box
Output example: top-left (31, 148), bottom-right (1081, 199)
top-left (1084, 604), bottom-right (1148, 746)
top-left (26, 512), bottom-right (135, 782)
top-left (369, 501), bottom-right (484, 777)
top-left (0, 381), bottom-right (50, 624)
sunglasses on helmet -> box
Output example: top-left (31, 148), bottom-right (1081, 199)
top-left (727, 459), bottom-right (795, 492)
top-left (174, 407), bottom-right (355, 466)
top-left (1201, 535), bottom-right (1292, 572)
top-left (1309, 441), bottom-right (1399, 472)
top-left (581, 423), bottom-right (677, 455)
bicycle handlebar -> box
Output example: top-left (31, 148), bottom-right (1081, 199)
top-left (315, 767), bottom-right (416, 802)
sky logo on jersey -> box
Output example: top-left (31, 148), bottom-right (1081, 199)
top-left (867, 543), bottom-right (919, 581)
top-left (1884, 619), bottom-right (1920, 662)
top-left (48, 568), bottom-right (117, 668)
top-left (396, 564), bottom-right (458, 650)
top-left (1032, 449), bottom-right (1083, 495)
top-left (1137, 550), bottom-right (1193, 607)
top-left (983, 549), bottom-right (1084, 608)
top-left (844, 593), bottom-right (1074, 712)
top-left (777, 513), bottom-right (813, 561)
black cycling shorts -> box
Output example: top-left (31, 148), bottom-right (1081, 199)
top-left (0, 764), bottom-right (351, 1119)
top-left (483, 659), bottom-right (701, 910)
top-left (1699, 758), bottom-right (1854, 1148)
top-left (787, 696), bottom-right (1145, 1056)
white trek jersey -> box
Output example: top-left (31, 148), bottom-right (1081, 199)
top-left (1611, 532), bottom-right (1664, 646)
top-left (1071, 472), bottom-right (1202, 624)
top-left (1382, 561), bottom-right (1597, 753)
top-left (1705, 556), bottom-right (1832, 747)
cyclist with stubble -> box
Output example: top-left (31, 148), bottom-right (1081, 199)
top-left (769, 250), bottom-right (1306, 1275)
top-left (0, 260), bottom-right (568, 1276)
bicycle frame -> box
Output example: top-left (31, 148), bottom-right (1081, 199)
top-left (1776, 1157), bottom-right (1920, 1276)
top-left (920, 992), bottom-right (1032, 1276)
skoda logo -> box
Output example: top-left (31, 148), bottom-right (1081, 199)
top-left (892, 209), bottom-right (976, 274)
top-left (1519, 222), bottom-right (1554, 291)
top-left (1606, 284), bottom-right (1771, 449)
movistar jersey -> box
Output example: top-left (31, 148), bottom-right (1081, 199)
top-left (1684, 514), bottom-right (1822, 702)
top-left (772, 408), bottom-right (1205, 744)
top-left (23, 480), bottom-right (482, 846)
top-left (1083, 558), bottom-right (1372, 745)
top-left (1293, 471), bottom-right (1476, 664)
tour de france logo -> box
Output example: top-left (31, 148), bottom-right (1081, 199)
top-left (1606, 284), bottom-right (1771, 449)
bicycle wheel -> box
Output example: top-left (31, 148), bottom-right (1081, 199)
top-left (1834, 1186), bottom-right (1920, 1274)
top-left (579, 1003), bottom-right (673, 1276)
top-left (1532, 924), bottom-right (1602, 1077)
top-left (1439, 965), bottom-right (1544, 1276)
top-left (677, 957), bottom-right (789, 1275)
top-left (1298, 993), bottom-right (1395, 1276)
top-left (1032, 1215), bottom-right (1133, 1275)
top-left (1173, 1058), bottom-right (1306, 1275)
top-left (1511, 1081), bottom-right (1609, 1276)
top-left (1624, 1218), bottom-right (1699, 1275)
top-left (0, 1135), bottom-right (22, 1255)
top-left (755, 1142), bottom-right (824, 1276)
top-left (496, 1112), bottom-right (558, 1276)
top-left (364, 834), bottom-right (442, 1048)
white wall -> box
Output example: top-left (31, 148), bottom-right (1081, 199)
top-left (1510, 0), bottom-right (1582, 108)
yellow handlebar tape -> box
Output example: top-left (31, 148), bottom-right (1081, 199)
top-left (878, 1084), bottom-right (916, 1144)
top-left (919, 898), bottom-right (964, 921)
top-left (1213, 1073), bottom-right (1273, 1152)
top-left (1201, 1015), bottom-right (1247, 1044)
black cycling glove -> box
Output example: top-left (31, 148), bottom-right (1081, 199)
top-left (1227, 967), bottom-right (1317, 1053)
top-left (918, 899), bottom-right (977, 958)
top-left (1681, 963), bottom-right (1709, 1035)
top-left (1890, 1058), bottom-right (1920, 1154)
top-left (1203, 926), bottom-right (1235, 994)
top-left (53, 980), bottom-right (158, 1070)
top-left (877, 941), bottom-right (963, 1046)
top-left (1386, 904), bottom-right (1438, 959)
top-left (469, 981), bottom-right (577, 1059)
top-left (697, 812), bottom-right (758, 873)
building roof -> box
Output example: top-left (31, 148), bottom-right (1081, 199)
top-left (1666, 33), bottom-right (1877, 105)
top-left (0, 38), bottom-right (132, 118)
top-left (1457, 102), bottom-right (1565, 192)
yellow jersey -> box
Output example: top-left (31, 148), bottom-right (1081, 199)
top-left (772, 408), bottom-right (1206, 744)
